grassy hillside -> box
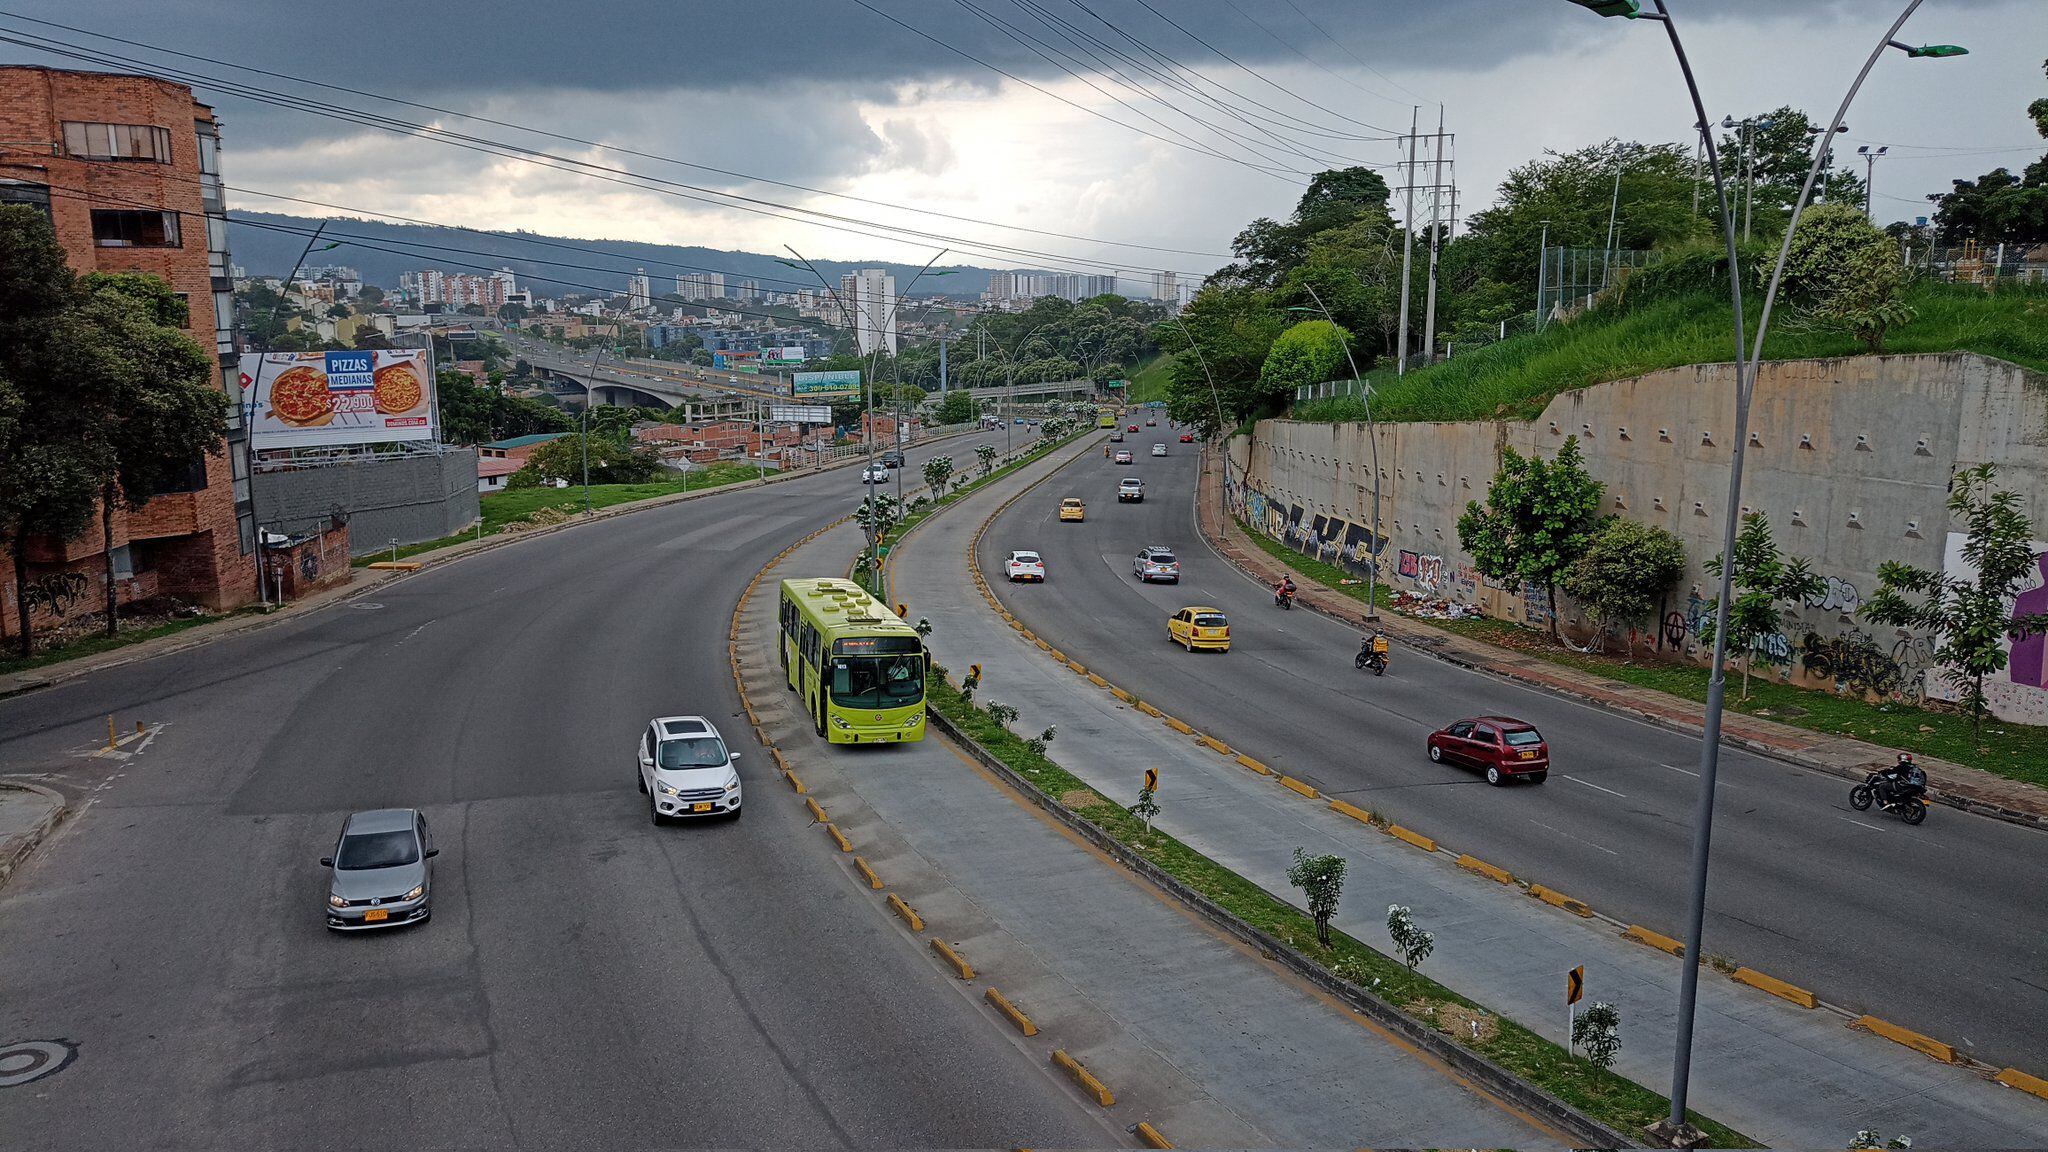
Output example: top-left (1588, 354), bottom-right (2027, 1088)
top-left (1125, 352), bottom-right (1176, 404)
top-left (1293, 281), bottom-right (2048, 425)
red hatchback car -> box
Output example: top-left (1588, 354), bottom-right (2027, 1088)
top-left (1427, 716), bottom-right (1549, 785)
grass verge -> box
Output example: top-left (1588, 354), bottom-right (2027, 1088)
top-left (1125, 352), bottom-right (1175, 405)
top-left (1234, 518), bottom-right (2048, 789)
top-left (924, 668), bottom-right (1753, 1147)
top-left (354, 461), bottom-right (771, 566)
top-left (0, 609), bottom-right (255, 678)
top-left (1291, 282), bottom-right (2048, 426)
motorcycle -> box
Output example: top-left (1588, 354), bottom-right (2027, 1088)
top-left (1849, 772), bottom-right (1929, 825)
top-left (1354, 641), bottom-right (1387, 676)
top-left (1274, 586), bottom-right (1296, 610)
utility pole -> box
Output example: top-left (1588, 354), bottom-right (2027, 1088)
top-left (1602, 158), bottom-right (1624, 292)
top-left (1859, 145), bottom-right (1887, 220)
top-left (1421, 105), bottom-right (1450, 368)
top-left (1396, 105), bottom-right (1418, 376)
top-left (1535, 219), bottom-right (1551, 330)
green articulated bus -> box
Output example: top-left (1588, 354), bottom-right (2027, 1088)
top-left (778, 577), bottom-right (927, 745)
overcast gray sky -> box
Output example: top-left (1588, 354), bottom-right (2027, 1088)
top-left (3, 1), bottom-right (2040, 280)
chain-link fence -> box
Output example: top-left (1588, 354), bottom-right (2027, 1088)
top-left (1537, 245), bottom-right (1660, 330)
top-left (1908, 241), bottom-right (2048, 285)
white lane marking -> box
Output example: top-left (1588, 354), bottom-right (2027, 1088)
top-left (1837, 816), bottom-right (1888, 833)
top-left (1564, 774), bottom-right (1627, 799)
top-left (1660, 762), bottom-right (1736, 790)
top-left (1527, 817), bottom-right (1620, 856)
top-left (397, 622), bottom-right (433, 646)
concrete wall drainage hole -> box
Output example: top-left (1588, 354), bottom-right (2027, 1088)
top-left (0, 1040), bottom-right (76, 1087)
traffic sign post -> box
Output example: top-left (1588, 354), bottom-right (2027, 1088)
top-left (1567, 964), bottom-right (1586, 1052)
top-left (1144, 768), bottom-right (1158, 792)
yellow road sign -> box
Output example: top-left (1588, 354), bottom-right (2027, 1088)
top-left (1568, 965), bottom-right (1585, 1006)
top-left (1144, 768), bottom-right (1158, 792)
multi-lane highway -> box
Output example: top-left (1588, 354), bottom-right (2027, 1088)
top-left (0, 429), bottom-right (1111, 1149)
top-left (977, 428), bottom-right (2048, 1071)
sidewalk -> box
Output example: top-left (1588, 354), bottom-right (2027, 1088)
top-left (734, 440), bottom-right (1569, 1149)
top-left (1194, 451), bottom-right (2048, 831)
top-left (893, 442), bottom-right (2048, 1148)
top-left (0, 782), bottom-right (64, 890)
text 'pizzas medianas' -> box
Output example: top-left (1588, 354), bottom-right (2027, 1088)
top-left (373, 362), bottom-right (424, 415)
top-left (268, 365), bottom-right (334, 427)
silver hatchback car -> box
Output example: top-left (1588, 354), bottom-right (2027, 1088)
top-left (323, 808), bottom-right (436, 930)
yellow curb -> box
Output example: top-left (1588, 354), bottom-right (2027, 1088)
top-left (752, 724), bottom-right (768, 746)
top-left (1196, 734), bottom-right (1230, 756)
top-left (1135, 701), bottom-right (1163, 718)
top-left (1035, 639), bottom-right (1054, 652)
top-left (1050, 1049), bottom-right (1116, 1107)
top-left (984, 988), bottom-right (1038, 1037)
top-left (1389, 824), bottom-right (1438, 853)
top-left (1995, 1067), bottom-right (2048, 1101)
top-left (854, 855), bottom-right (884, 890)
top-left (1066, 659), bottom-right (1087, 674)
top-left (1529, 885), bottom-right (1595, 918)
top-left (1456, 854), bottom-right (1513, 884)
top-left (1163, 717), bottom-right (1195, 735)
top-left (743, 704), bottom-right (759, 726)
top-left (771, 748), bottom-right (789, 773)
top-left (1731, 967), bottom-right (1818, 1009)
top-left (1048, 648), bottom-right (1067, 662)
top-left (1236, 753), bottom-right (1273, 776)
top-left (824, 823), bottom-right (852, 853)
top-left (1132, 1121), bottom-right (1173, 1149)
top-left (1623, 925), bottom-right (1686, 957)
top-left (1009, 619), bottom-right (1026, 632)
top-left (1109, 686), bottom-right (1135, 704)
top-left (1854, 1015), bottom-right (1960, 1063)
top-left (805, 796), bottom-right (828, 823)
top-left (888, 893), bottom-right (925, 932)
top-left (1327, 798), bottom-right (1373, 824)
top-left (365, 560), bottom-right (422, 571)
top-left (930, 938), bottom-right (976, 980)
top-left (1278, 775), bottom-right (1320, 799)
top-left (784, 769), bottom-right (807, 795)
top-left (1086, 673), bottom-right (1109, 688)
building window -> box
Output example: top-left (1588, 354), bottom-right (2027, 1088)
top-left (109, 545), bottom-right (135, 581)
top-left (159, 455), bottom-right (207, 494)
top-left (0, 180), bottom-right (52, 219)
top-left (62, 121), bottom-right (173, 162)
top-left (237, 511), bottom-right (255, 555)
top-left (91, 210), bottom-right (181, 248)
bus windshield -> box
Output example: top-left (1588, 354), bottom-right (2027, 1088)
top-left (830, 653), bottom-right (925, 709)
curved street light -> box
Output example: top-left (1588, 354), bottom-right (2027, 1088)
top-left (1285, 295), bottom-right (1382, 620)
top-left (1569, 2), bottom-right (1964, 1141)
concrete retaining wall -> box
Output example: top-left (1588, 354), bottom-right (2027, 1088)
top-left (1229, 353), bottom-right (2048, 723)
top-left (253, 450), bottom-right (481, 556)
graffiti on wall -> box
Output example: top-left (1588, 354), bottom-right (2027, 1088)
top-left (1803, 575), bottom-right (1862, 617)
top-left (21, 572), bottom-right (89, 619)
top-left (1415, 554), bottom-right (1444, 595)
top-left (1800, 629), bottom-right (1903, 696)
top-left (1232, 477), bottom-right (1384, 581)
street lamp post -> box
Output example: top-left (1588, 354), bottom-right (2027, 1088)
top-left (242, 223), bottom-right (339, 606)
top-left (1858, 144), bottom-right (1890, 220)
top-left (1572, 3), bottom-right (1964, 1143)
top-left (1288, 291), bottom-right (1381, 619)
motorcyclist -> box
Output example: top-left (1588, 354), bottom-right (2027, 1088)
top-left (1274, 575), bottom-right (1297, 605)
top-left (1877, 752), bottom-right (1927, 808)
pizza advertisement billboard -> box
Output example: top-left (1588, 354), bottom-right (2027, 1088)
top-left (240, 350), bottom-right (435, 450)
top-left (791, 369), bottom-right (860, 398)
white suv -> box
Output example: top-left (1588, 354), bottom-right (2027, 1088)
top-left (637, 716), bottom-right (742, 823)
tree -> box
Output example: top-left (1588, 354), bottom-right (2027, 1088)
top-left (1815, 240), bottom-right (1915, 352)
top-left (1218, 166), bottom-right (1392, 289)
top-left (356, 284), bottom-right (386, 308)
top-left (1717, 107), bottom-right (1865, 232)
top-left (1286, 848), bottom-right (1346, 948)
top-left (498, 301), bottom-right (529, 323)
top-left (510, 433), bottom-right (661, 487)
top-left (1562, 518), bottom-right (1688, 654)
top-left (1572, 1002), bottom-right (1622, 1070)
top-left (1863, 464), bottom-right (2048, 735)
top-left (1457, 437), bottom-right (1605, 640)
top-left (1701, 513), bottom-right (1826, 699)
top-left (1385, 904), bottom-right (1434, 970)
top-left (1258, 319), bottom-right (1351, 398)
top-left (1153, 283), bottom-right (1286, 436)
top-left (1460, 139), bottom-right (1707, 292)
top-left (71, 273), bottom-right (227, 636)
top-left (976, 443), bottom-right (997, 476)
top-left (932, 389), bottom-right (979, 426)
top-left (921, 455), bottom-right (954, 497)
top-left (436, 371), bottom-right (571, 445)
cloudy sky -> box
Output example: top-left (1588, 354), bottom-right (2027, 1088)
top-left (4, 1), bottom-right (2040, 284)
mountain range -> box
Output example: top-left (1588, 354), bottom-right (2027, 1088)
top-left (223, 211), bottom-right (1012, 298)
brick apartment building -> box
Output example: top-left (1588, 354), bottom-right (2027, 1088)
top-left (0, 66), bottom-right (258, 640)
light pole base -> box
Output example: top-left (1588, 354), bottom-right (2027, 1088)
top-left (1646, 1119), bottom-right (1710, 1149)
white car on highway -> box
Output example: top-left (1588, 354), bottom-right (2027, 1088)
top-left (861, 465), bottom-right (893, 484)
top-left (1151, 443), bottom-right (1168, 457)
top-left (1134, 546), bottom-right (1180, 583)
top-left (637, 716), bottom-right (742, 823)
top-left (1004, 550), bottom-right (1046, 582)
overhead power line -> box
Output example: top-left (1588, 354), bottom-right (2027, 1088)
top-left (0, 9), bottom-right (1229, 260)
top-left (1272, 0), bottom-right (1430, 105)
top-left (0, 22), bottom-right (1216, 277)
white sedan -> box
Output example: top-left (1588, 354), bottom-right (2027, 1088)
top-left (861, 465), bottom-right (893, 484)
top-left (1004, 550), bottom-right (1046, 582)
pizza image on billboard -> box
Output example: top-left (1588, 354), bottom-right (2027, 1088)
top-left (373, 361), bottom-right (425, 415)
top-left (267, 365), bottom-right (335, 427)
top-left (241, 349), bottom-right (437, 450)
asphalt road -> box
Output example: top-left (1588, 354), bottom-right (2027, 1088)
top-left (980, 430), bottom-right (2048, 1072)
top-left (0, 428), bottom-right (1111, 1150)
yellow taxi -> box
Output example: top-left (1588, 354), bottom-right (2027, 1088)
top-left (1058, 497), bottom-right (1086, 522)
top-left (1168, 606), bottom-right (1230, 652)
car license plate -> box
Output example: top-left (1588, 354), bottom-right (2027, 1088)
top-left (364, 908), bottom-right (389, 922)
top-left (692, 802), bottom-right (714, 813)
top-left (1519, 751), bottom-right (1536, 760)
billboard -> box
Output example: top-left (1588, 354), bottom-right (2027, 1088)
top-left (240, 350), bottom-right (435, 450)
top-left (762, 346), bottom-right (808, 366)
top-left (792, 369), bottom-right (860, 398)
top-left (771, 405), bottom-right (833, 424)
